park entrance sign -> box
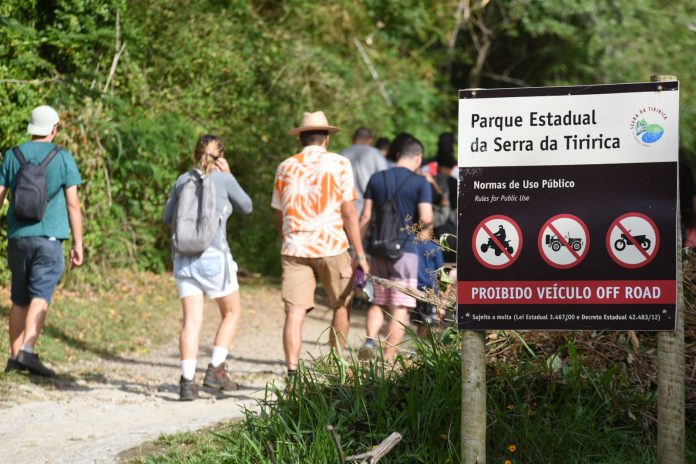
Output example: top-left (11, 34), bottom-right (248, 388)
top-left (457, 82), bottom-right (679, 330)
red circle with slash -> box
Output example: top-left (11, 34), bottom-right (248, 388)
top-left (605, 212), bottom-right (660, 269)
top-left (471, 215), bottom-right (523, 270)
top-left (537, 214), bottom-right (590, 269)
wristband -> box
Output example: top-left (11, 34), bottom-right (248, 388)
top-left (357, 255), bottom-right (366, 260)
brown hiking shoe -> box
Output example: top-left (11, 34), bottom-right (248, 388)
top-left (179, 376), bottom-right (199, 401)
top-left (16, 351), bottom-right (55, 377)
top-left (203, 363), bottom-right (239, 391)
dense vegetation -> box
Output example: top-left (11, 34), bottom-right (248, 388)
top-left (134, 333), bottom-right (696, 463)
top-left (2, 0), bottom-right (695, 278)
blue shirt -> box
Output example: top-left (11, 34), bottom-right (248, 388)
top-left (364, 166), bottom-right (432, 253)
top-left (416, 240), bottom-right (444, 290)
top-left (0, 142), bottom-right (82, 240)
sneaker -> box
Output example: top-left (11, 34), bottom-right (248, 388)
top-left (16, 351), bottom-right (55, 377)
top-left (4, 358), bottom-right (22, 374)
top-left (179, 376), bottom-right (199, 401)
top-left (357, 340), bottom-right (376, 361)
top-left (203, 363), bottom-right (239, 391)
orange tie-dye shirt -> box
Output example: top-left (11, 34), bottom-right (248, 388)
top-left (271, 145), bottom-right (357, 258)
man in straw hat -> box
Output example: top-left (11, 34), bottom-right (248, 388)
top-left (1, 105), bottom-right (84, 377)
top-left (272, 111), bottom-right (369, 376)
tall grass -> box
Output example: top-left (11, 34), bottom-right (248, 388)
top-left (135, 330), bottom-right (696, 463)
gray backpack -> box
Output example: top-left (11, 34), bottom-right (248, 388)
top-left (171, 169), bottom-right (218, 255)
top-left (11, 146), bottom-right (61, 222)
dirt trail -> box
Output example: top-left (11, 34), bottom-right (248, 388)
top-left (0, 285), bottom-right (368, 464)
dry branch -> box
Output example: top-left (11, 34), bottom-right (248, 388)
top-left (351, 36), bottom-right (393, 108)
top-left (345, 432), bottom-right (402, 463)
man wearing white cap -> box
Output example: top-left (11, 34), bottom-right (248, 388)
top-left (272, 111), bottom-right (369, 376)
top-left (0, 105), bottom-right (84, 377)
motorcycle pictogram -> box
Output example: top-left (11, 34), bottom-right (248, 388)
top-left (613, 230), bottom-right (651, 251)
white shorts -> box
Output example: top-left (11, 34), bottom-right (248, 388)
top-left (173, 248), bottom-right (239, 299)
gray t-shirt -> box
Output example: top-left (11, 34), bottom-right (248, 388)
top-left (340, 144), bottom-right (388, 214)
top-left (163, 170), bottom-right (253, 250)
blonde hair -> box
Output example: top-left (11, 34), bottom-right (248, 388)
top-left (194, 134), bottom-right (224, 174)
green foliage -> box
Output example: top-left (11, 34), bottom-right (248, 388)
top-left (488, 339), bottom-right (661, 463)
top-left (133, 334), bottom-right (696, 463)
top-left (137, 331), bottom-right (463, 464)
top-left (1, 0), bottom-right (695, 278)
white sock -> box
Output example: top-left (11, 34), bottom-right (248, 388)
top-left (181, 359), bottom-right (197, 380)
top-left (21, 344), bottom-right (35, 354)
top-left (210, 346), bottom-right (228, 368)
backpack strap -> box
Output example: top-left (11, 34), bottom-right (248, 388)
top-left (12, 145), bottom-right (62, 167)
top-left (39, 146), bottom-right (62, 168)
top-left (11, 147), bottom-right (27, 165)
top-left (392, 171), bottom-right (414, 199)
top-left (383, 169), bottom-right (414, 203)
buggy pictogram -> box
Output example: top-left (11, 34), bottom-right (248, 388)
top-left (545, 233), bottom-right (583, 252)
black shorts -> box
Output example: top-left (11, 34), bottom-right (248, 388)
top-left (411, 299), bottom-right (438, 326)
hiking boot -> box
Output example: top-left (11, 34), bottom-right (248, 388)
top-left (179, 376), bottom-right (199, 401)
top-left (16, 351), bottom-right (55, 377)
top-left (203, 363), bottom-right (239, 391)
top-left (4, 358), bottom-right (22, 374)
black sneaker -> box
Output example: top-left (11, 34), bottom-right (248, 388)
top-left (203, 363), bottom-right (239, 391)
top-left (4, 358), bottom-right (22, 374)
top-left (179, 376), bottom-right (199, 401)
top-left (16, 351), bottom-right (55, 377)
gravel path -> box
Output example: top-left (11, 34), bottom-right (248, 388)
top-left (0, 284), bottom-right (367, 463)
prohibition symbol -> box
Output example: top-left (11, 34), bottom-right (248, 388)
top-left (606, 212), bottom-right (660, 269)
top-left (472, 215), bottom-right (523, 269)
top-left (538, 213), bottom-right (590, 269)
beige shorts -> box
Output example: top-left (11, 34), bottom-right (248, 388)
top-left (281, 252), bottom-right (354, 312)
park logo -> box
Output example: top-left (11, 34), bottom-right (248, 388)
top-left (629, 106), bottom-right (668, 146)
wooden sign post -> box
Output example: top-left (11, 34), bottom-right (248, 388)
top-left (653, 73), bottom-right (685, 464)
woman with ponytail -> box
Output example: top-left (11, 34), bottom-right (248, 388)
top-left (163, 134), bottom-right (253, 401)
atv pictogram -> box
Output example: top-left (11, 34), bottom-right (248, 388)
top-left (480, 225), bottom-right (514, 256)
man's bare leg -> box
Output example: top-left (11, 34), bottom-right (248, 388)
top-left (283, 307), bottom-right (307, 371)
top-left (330, 304), bottom-right (350, 351)
top-left (365, 303), bottom-right (385, 340)
top-left (384, 306), bottom-right (410, 360)
top-left (20, 298), bottom-right (49, 351)
top-left (9, 303), bottom-right (28, 357)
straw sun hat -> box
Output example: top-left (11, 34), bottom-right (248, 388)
top-left (288, 111), bottom-right (340, 136)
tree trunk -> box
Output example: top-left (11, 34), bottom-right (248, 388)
top-left (654, 73), bottom-right (685, 464)
top-left (461, 330), bottom-right (486, 463)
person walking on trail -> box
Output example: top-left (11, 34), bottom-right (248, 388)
top-left (272, 111), bottom-right (369, 377)
top-left (358, 138), bottom-right (433, 361)
top-left (412, 238), bottom-right (444, 337)
top-left (1, 105), bottom-right (84, 377)
top-left (340, 127), bottom-right (388, 215)
top-left (163, 135), bottom-right (253, 401)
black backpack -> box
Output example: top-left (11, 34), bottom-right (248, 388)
top-left (368, 171), bottom-right (413, 260)
top-left (11, 146), bottom-right (61, 222)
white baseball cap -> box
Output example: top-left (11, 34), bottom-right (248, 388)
top-left (27, 105), bottom-right (60, 136)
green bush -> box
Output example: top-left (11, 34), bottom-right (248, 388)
top-left (2, 0), bottom-right (695, 280)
